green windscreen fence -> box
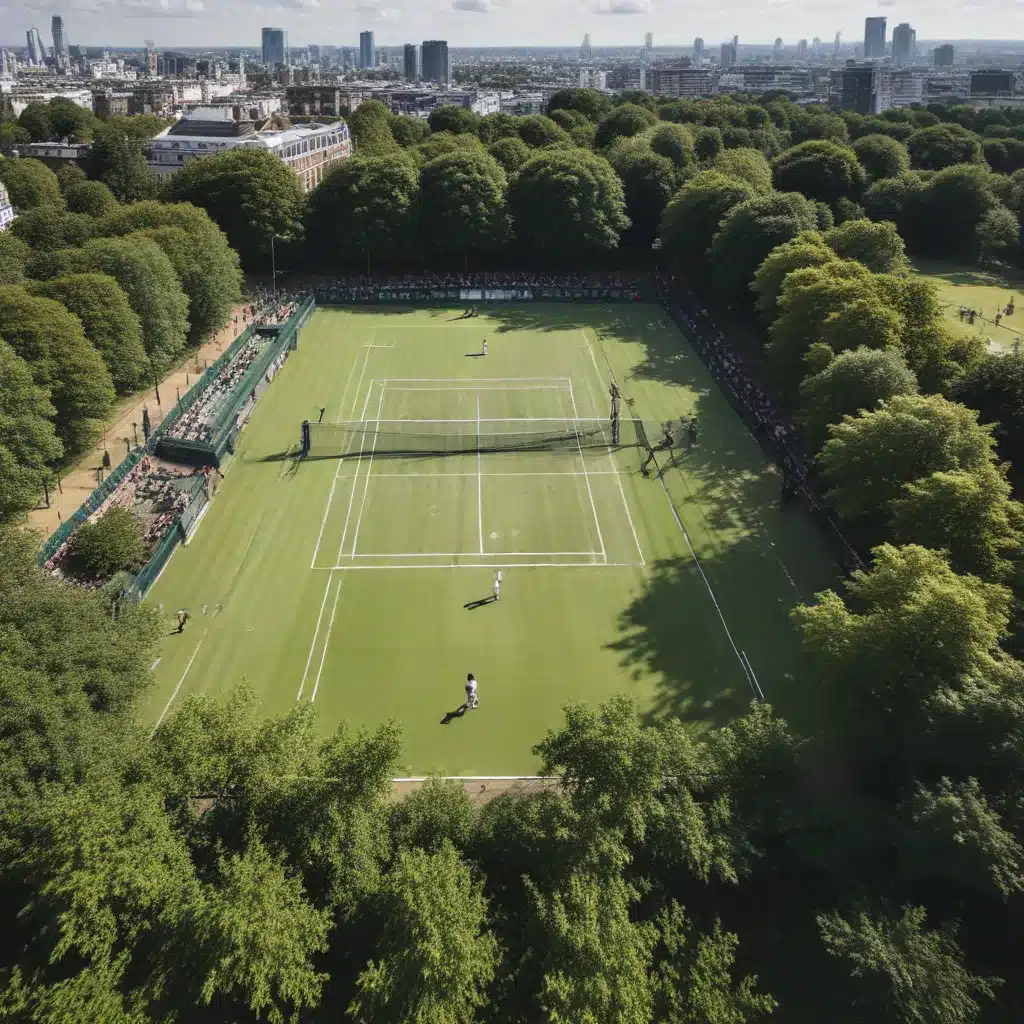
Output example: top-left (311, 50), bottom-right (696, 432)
top-left (40, 297), bottom-right (316, 601)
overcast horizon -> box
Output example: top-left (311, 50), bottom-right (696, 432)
top-left (7, 0), bottom-right (1024, 51)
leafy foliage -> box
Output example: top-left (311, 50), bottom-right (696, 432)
top-left (0, 157), bottom-right (64, 211)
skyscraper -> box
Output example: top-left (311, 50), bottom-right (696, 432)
top-left (25, 27), bottom-right (44, 65)
top-left (797, 39), bottom-right (808, 58)
top-left (720, 40), bottom-right (736, 67)
top-left (309, 44), bottom-right (321, 65)
top-left (403, 43), bottom-right (418, 81)
top-left (261, 27), bottom-right (287, 67)
top-left (644, 32), bottom-right (653, 53)
top-left (693, 37), bottom-right (704, 61)
top-left (51, 16), bottom-right (68, 63)
top-left (773, 37), bottom-right (783, 59)
top-left (892, 23), bottom-right (916, 65)
top-left (421, 40), bottom-right (449, 84)
top-left (580, 33), bottom-right (592, 61)
top-left (864, 17), bottom-right (886, 59)
top-left (359, 31), bottom-right (375, 70)
top-left (933, 44), bottom-right (954, 67)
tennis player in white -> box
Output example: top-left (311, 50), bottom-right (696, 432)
top-left (465, 673), bottom-right (479, 709)
top-left (493, 570), bottom-right (502, 602)
top-left (482, 339), bottom-right (488, 356)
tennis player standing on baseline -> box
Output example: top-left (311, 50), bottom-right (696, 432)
top-left (465, 673), bottom-right (479, 709)
top-left (493, 570), bottom-right (502, 602)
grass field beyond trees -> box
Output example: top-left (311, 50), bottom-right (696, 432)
top-left (144, 304), bottom-right (837, 774)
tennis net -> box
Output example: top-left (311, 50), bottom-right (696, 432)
top-left (301, 417), bottom-right (645, 458)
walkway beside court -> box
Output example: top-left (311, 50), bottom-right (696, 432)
top-left (28, 306), bottom-right (248, 539)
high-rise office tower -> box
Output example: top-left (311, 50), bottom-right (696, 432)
top-left (644, 32), bottom-right (653, 52)
top-left (403, 43), bottom-right (418, 80)
top-left (720, 40), bottom-right (736, 67)
top-left (308, 43), bottom-right (321, 64)
top-left (933, 43), bottom-right (954, 67)
top-left (797, 39), bottom-right (808, 58)
top-left (359, 31), bottom-right (375, 70)
top-left (421, 40), bottom-right (449, 83)
top-left (25, 27), bottom-right (44, 65)
top-left (51, 16), bottom-right (68, 62)
top-left (812, 36), bottom-right (821, 55)
top-left (580, 33), bottom-right (592, 61)
top-left (261, 27), bottom-right (287, 67)
top-left (773, 37), bottom-right (783, 59)
top-left (892, 22), bottom-right (916, 65)
top-left (864, 17), bottom-right (886, 59)
top-left (693, 37), bottom-right (704, 61)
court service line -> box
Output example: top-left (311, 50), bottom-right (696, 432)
top-left (310, 347), bottom-right (374, 567)
top-left (579, 339), bottom-right (645, 567)
top-left (350, 550), bottom-right (602, 557)
top-left (568, 380), bottom-right (606, 564)
top-left (296, 573), bottom-right (334, 701)
top-left (324, 562), bottom-right (642, 571)
top-left (379, 386), bottom-right (571, 392)
top-left (310, 577), bottom-right (343, 703)
top-left (343, 417), bottom-right (612, 424)
top-left (335, 382), bottom-right (384, 564)
top-left (151, 629), bottom-right (209, 735)
top-left (348, 386), bottom-right (387, 558)
top-left (375, 377), bottom-right (571, 384)
top-left (476, 393), bottom-right (484, 554)
top-left (367, 471), bottom-right (624, 478)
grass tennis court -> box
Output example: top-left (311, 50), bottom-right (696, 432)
top-left (141, 304), bottom-right (839, 775)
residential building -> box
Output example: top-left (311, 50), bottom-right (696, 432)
top-left (971, 69), bottom-right (1015, 96)
top-left (403, 43), bottom-right (418, 81)
top-left (148, 106), bottom-right (351, 190)
top-left (17, 142), bottom-right (91, 170)
top-left (579, 67), bottom-right (607, 90)
top-left (892, 23), bottom-right (916, 66)
top-left (606, 66), bottom-right (646, 91)
top-left (864, 17), bottom-right (886, 60)
top-left (5, 86), bottom-right (92, 117)
top-left (718, 65), bottom-right (826, 97)
top-left (0, 182), bottom-right (14, 230)
top-left (933, 44), bottom-right (955, 67)
top-left (309, 44), bottom-right (321, 64)
top-left (421, 40), bottom-right (449, 84)
top-left (647, 66), bottom-right (713, 97)
top-left (693, 37), bottom-right (704, 61)
top-left (833, 65), bottom-right (892, 114)
top-left (773, 37), bottom-right (783, 60)
top-left (797, 39), bottom-right (808, 59)
top-left (359, 31), bottom-right (376, 70)
top-left (644, 32), bottom-right (653, 58)
top-left (720, 40), bottom-right (736, 67)
top-left (580, 33), bottom-right (592, 62)
top-left (93, 89), bottom-right (132, 119)
top-left (286, 86), bottom-right (346, 117)
top-left (145, 42), bottom-right (157, 75)
top-left (261, 27), bottom-right (287, 68)
top-left (25, 28), bottom-right (44, 65)
top-left (891, 70), bottom-right (924, 107)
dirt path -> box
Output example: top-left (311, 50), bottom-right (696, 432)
top-left (28, 307), bottom-right (248, 539)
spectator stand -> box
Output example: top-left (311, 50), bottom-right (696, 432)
top-left (37, 297), bottom-right (316, 604)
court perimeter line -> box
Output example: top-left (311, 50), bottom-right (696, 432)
top-left (323, 562), bottom-right (642, 570)
top-left (335, 382), bottom-right (383, 563)
top-left (297, 573), bottom-right (334, 701)
top-left (376, 377), bottom-right (571, 383)
top-left (310, 576), bottom-right (343, 703)
top-left (393, 776), bottom-right (557, 782)
top-left (580, 331), bottom-right (645, 567)
top-left (568, 380), bottom-right (606, 564)
top-left (476, 393), bottom-right (484, 554)
top-left (380, 386), bottom-right (571, 392)
top-left (653, 455), bottom-right (751, 686)
top-left (350, 550), bottom-right (602, 557)
top-left (348, 386), bottom-right (387, 558)
top-left (151, 629), bottom-right (208, 735)
top-left (367, 471), bottom-right (624, 478)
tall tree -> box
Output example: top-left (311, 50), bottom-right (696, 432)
top-left (906, 123), bottom-right (984, 170)
top-left (163, 148), bottom-right (305, 270)
top-left (714, 147), bottom-right (774, 192)
top-left (509, 151), bottom-right (629, 258)
top-left (348, 99), bottom-right (399, 156)
top-left (817, 906), bottom-right (998, 1023)
top-left (770, 140), bottom-right (866, 208)
top-left (63, 180), bottom-right (119, 217)
top-left (304, 155), bottom-right (420, 271)
top-left (487, 136), bottom-right (532, 175)
top-left (0, 286), bottom-right (114, 454)
top-left (11, 207), bottom-right (95, 251)
top-left (547, 88), bottom-right (611, 122)
top-left (349, 842), bottom-right (498, 1024)
top-left (0, 231), bottom-right (32, 285)
top-left (515, 114), bottom-right (570, 149)
top-left (428, 105), bottom-right (480, 136)
top-left (85, 126), bottom-right (157, 204)
top-left (853, 133), bottom-right (912, 181)
top-left (31, 273), bottom-right (149, 394)
top-left (595, 104), bottom-right (658, 149)
top-left (824, 218), bottom-right (910, 273)
top-left (952, 353), bottom-right (1024, 471)
top-left (710, 191), bottom-right (819, 306)
top-left (420, 150), bottom-right (510, 258)
top-left (0, 157), bottom-right (64, 211)
top-left (818, 394), bottom-right (997, 525)
top-left (648, 123), bottom-right (696, 171)
top-left (750, 231), bottom-right (836, 325)
top-left (614, 150), bottom-right (678, 246)
top-left (0, 340), bottom-right (63, 522)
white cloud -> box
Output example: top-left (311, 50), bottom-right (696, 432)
top-left (453, 0), bottom-right (494, 10)
top-left (594, 0), bottom-right (649, 13)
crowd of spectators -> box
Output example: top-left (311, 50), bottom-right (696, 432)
top-left (164, 335), bottom-right (270, 444)
top-left (45, 458), bottom-right (209, 583)
top-left (313, 272), bottom-right (643, 303)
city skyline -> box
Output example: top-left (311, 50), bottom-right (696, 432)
top-left (6, 2), bottom-right (1024, 50)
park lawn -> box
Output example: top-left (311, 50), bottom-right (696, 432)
top-left (141, 304), bottom-right (838, 776)
top-left (913, 258), bottom-right (1024, 352)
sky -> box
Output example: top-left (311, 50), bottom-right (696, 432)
top-left (7, 0), bottom-right (1024, 50)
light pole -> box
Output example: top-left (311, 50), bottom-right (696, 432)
top-left (271, 234), bottom-right (278, 297)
